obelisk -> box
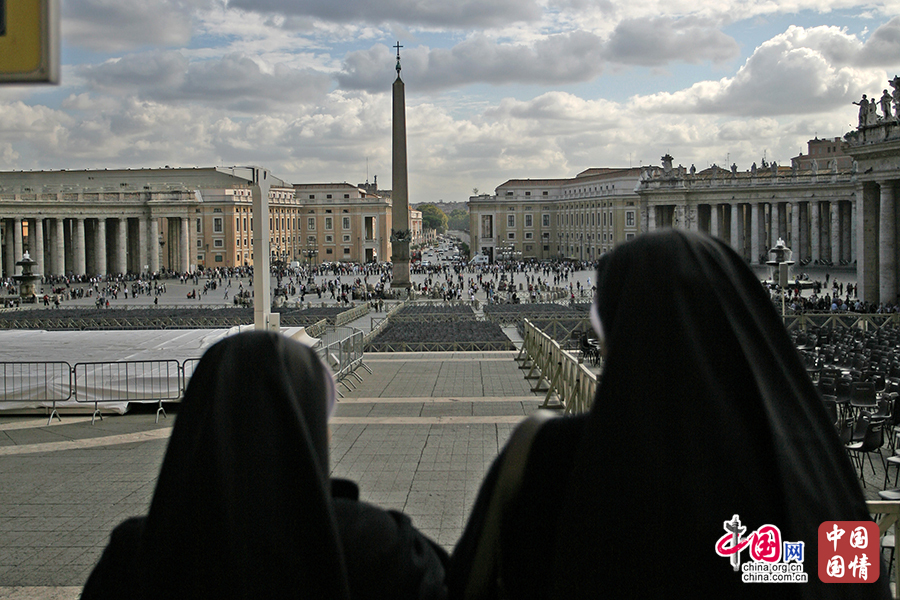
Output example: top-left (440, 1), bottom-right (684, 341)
top-left (390, 41), bottom-right (411, 289)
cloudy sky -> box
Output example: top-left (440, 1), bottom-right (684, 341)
top-left (1, 0), bottom-right (899, 203)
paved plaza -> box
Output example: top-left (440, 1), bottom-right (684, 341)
top-left (0, 350), bottom-right (547, 599)
top-left (0, 261), bottom-right (870, 599)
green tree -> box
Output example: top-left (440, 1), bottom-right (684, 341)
top-left (447, 209), bottom-right (469, 232)
top-left (418, 204), bottom-right (448, 233)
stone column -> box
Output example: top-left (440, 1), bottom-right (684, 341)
top-left (831, 201), bottom-right (841, 266)
top-left (74, 218), bottom-right (87, 276)
top-left (54, 218), bottom-right (65, 276)
top-left (149, 218), bottom-right (160, 273)
top-left (857, 184), bottom-right (879, 302)
top-left (730, 204), bottom-right (741, 255)
top-left (647, 205), bottom-right (656, 231)
top-left (709, 204), bottom-right (719, 238)
top-left (880, 183), bottom-right (896, 305)
top-left (842, 201), bottom-right (852, 264)
top-left (769, 202), bottom-right (785, 243)
top-left (799, 203), bottom-right (809, 263)
top-left (180, 217), bottom-right (190, 273)
top-left (4, 220), bottom-right (10, 278)
top-left (116, 218), bottom-right (127, 275)
top-left (790, 202), bottom-right (800, 253)
top-left (96, 218), bottom-right (107, 277)
top-left (138, 218), bottom-right (148, 274)
top-left (13, 218), bottom-right (23, 275)
top-left (810, 201), bottom-right (820, 264)
top-left (33, 218), bottom-right (45, 277)
top-left (750, 203), bottom-right (760, 264)
top-left (848, 200), bottom-right (857, 264)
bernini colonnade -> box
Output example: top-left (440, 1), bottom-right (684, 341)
top-left (0, 188), bottom-right (197, 278)
top-left (638, 113), bottom-right (900, 305)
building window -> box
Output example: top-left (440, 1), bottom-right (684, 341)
top-left (325, 217), bottom-right (333, 230)
top-left (343, 235), bottom-right (351, 243)
top-left (214, 218), bottom-right (223, 233)
top-left (626, 233), bottom-right (635, 241)
top-left (626, 211), bottom-right (635, 227)
top-left (525, 191), bottom-right (531, 196)
top-left (308, 217), bottom-right (315, 230)
top-left (542, 214), bottom-right (550, 227)
top-left (344, 194), bottom-right (350, 199)
top-left (196, 219), bottom-right (202, 233)
top-left (525, 214), bottom-right (532, 228)
top-left (326, 249), bottom-right (333, 255)
top-left (343, 216), bottom-right (350, 229)
top-left (543, 191), bottom-right (548, 196)
top-left (307, 235), bottom-right (316, 245)
top-left (326, 235), bottom-right (333, 243)
top-left (215, 255), bottom-right (223, 262)
top-left (508, 232), bottom-right (515, 240)
top-left (344, 247), bottom-right (351, 255)
top-left (506, 191), bottom-right (513, 196)
top-left (214, 239), bottom-right (224, 248)
top-left (309, 194), bottom-right (315, 200)
top-left (507, 214), bottom-right (515, 228)
top-left (525, 232), bottom-right (533, 240)
top-left (326, 194), bottom-right (333, 199)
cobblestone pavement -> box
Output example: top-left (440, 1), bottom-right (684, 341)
top-left (0, 351), bottom-right (547, 599)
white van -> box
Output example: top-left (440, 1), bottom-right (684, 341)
top-left (470, 254), bottom-right (490, 266)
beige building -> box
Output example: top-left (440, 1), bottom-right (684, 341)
top-left (467, 167), bottom-right (644, 263)
top-left (0, 167), bottom-right (401, 278)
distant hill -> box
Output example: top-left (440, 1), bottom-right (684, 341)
top-left (414, 201), bottom-right (468, 214)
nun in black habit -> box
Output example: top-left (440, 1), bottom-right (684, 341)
top-left (449, 229), bottom-right (888, 599)
top-left (82, 331), bottom-right (448, 600)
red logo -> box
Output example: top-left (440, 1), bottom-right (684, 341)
top-left (818, 521), bottom-right (880, 583)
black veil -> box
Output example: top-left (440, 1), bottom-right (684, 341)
top-left (551, 230), bottom-right (886, 598)
top-left (131, 331), bottom-right (350, 599)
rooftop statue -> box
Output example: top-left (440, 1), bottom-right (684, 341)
top-left (853, 94), bottom-right (870, 128)
top-left (881, 89), bottom-right (893, 121)
top-left (891, 76), bottom-right (900, 117)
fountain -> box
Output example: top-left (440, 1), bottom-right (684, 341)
top-left (12, 252), bottom-right (40, 303)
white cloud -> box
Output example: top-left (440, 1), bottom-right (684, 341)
top-left (636, 24), bottom-right (891, 117)
top-left (63, 0), bottom-right (208, 51)
top-left (225, 0), bottom-right (542, 28)
top-left (76, 52), bottom-right (333, 111)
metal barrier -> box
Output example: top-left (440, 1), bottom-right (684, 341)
top-left (316, 327), bottom-right (370, 396)
top-left (517, 319), bottom-right (597, 414)
top-left (335, 304), bottom-right (370, 327)
top-left (1, 359), bottom-right (195, 425)
top-left (868, 501), bottom-right (900, 598)
top-left (74, 360), bottom-right (183, 424)
top-left (0, 361), bottom-right (73, 424)
top-left (783, 313), bottom-right (900, 332)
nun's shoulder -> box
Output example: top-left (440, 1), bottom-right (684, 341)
top-left (81, 516), bottom-right (145, 600)
top-left (333, 495), bottom-right (449, 600)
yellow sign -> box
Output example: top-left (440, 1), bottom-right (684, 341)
top-left (0, 0), bottom-right (59, 83)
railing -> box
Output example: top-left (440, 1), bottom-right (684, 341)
top-left (783, 313), bottom-right (900, 332)
top-left (335, 304), bottom-right (370, 327)
top-left (315, 327), bottom-right (370, 396)
top-left (363, 300), bottom-right (408, 346)
top-left (517, 319), bottom-right (597, 414)
top-left (868, 501), bottom-right (900, 597)
top-left (0, 359), bottom-right (195, 425)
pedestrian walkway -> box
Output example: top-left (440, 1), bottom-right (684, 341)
top-left (0, 350), bottom-right (545, 598)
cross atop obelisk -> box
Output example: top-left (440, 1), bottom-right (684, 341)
top-left (390, 41), bottom-right (411, 290)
